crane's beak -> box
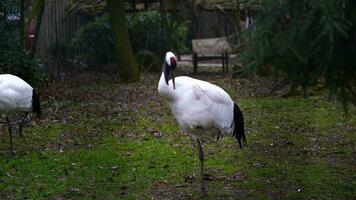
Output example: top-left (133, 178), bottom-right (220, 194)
top-left (170, 70), bottom-right (176, 90)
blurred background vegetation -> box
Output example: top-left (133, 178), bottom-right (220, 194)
top-left (0, 0), bottom-right (355, 107)
top-left (67, 11), bottom-right (187, 71)
top-left (241, 0), bottom-right (356, 111)
top-left (0, 0), bottom-right (45, 87)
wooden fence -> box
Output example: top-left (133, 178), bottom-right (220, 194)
top-left (37, 0), bottom-right (84, 59)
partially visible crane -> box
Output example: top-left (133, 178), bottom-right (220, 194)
top-left (0, 74), bottom-right (41, 153)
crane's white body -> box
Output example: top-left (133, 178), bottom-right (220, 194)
top-left (158, 52), bottom-right (245, 195)
top-left (0, 74), bottom-right (33, 114)
top-left (158, 73), bottom-right (234, 139)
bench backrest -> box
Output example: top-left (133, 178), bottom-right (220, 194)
top-left (192, 37), bottom-right (232, 57)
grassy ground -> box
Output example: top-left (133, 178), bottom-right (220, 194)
top-left (0, 69), bottom-right (355, 199)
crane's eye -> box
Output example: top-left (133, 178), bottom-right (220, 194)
top-left (170, 57), bottom-right (177, 70)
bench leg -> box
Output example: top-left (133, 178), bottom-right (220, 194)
top-left (226, 52), bottom-right (229, 73)
top-left (193, 53), bottom-right (198, 74)
top-left (222, 53), bottom-right (225, 72)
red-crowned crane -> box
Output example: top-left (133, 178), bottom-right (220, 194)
top-left (158, 52), bottom-right (246, 195)
top-left (0, 74), bottom-right (41, 153)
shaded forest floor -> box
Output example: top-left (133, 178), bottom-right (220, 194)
top-left (0, 67), bottom-right (355, 199)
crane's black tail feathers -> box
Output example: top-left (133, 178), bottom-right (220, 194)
top-left (233, 103), bottom-right (247, 149)
top-left (32, 89), bottom-right (41, 118)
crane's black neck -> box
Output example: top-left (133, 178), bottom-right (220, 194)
top-left (162, 62), bottom-right (170, 85)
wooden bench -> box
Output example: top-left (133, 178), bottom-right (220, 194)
top-left (192, 37), bottom-right (233, 74)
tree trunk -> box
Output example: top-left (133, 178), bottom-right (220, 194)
top-left (20, 0), bottom-right (25, 48)
top-left (107, 0), bottom-right (140, 83)
top-left (159, 0), bottom-right (165, 56)
top-left (231, 0), bottom-right (241, 44)
top-left (185, 0), bottom-right (200, 39)
top-left (30, 0), bottom-right (45, 59)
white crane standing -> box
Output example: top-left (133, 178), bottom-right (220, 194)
top-left (0, 74), bottom-right (41, 153)
top-left (158, 52), bottom-right (246, 195)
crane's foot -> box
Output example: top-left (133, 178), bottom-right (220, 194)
top-left (19, 112), bottom-right (28, 138)
top-left (216, 133), bottom-right (224, 141)
top-left (6, 117), bottom-right (14, 156)
top-left (19, 126), bottom-right (23, 138)
top-left (9, 147), bottom-right (14, 156)
top-left (196, 138), bottom-right (207, 197)
top-left (200, 183), bottom-right (207, 197)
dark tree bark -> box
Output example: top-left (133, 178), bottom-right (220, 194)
top-left (20, 0), bottom-right (25, 48)
top-left (233, 0), bottom-right (242, 44)
top-left (107, 0), bottom-right (140, 83)
top-left (30, 0), bottom-right (45, 58)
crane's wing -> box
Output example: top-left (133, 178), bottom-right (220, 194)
top-left (0, 74), bottom-right (33, 93)
top-left (0, 75), bottom-right (33, 110)
top-left (191, 82), bottom-right (234, 129)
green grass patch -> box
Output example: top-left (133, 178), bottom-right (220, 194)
top-left (0, 76), bottom-right (355, 199)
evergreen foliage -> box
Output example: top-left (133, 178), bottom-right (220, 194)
top-left (68, 15), bottom-right (115, 69)
top-left (0, 0), bottom-right (45, 87)
top-left (242, 0), bottom-right (356, 108)
top-left (68, 11), bottom-right (187, 70)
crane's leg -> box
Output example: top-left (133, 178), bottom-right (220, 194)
top-left (19, 112), bottom-right (28, 137)
top-left (0, 114), bottom-right (2, 139)
top-left (6, 117), bottom-right (14, 154)
top-left (196, 138), bottom-right (206, 195)
top-left (216, 132), bottom-right (223, 141)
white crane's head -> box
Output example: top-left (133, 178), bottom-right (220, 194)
top-left (165, 51), bottom-right (177, 69)
top-left (163, 51), bottom-right (177, 89)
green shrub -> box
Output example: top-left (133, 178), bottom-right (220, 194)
top-left (0, 48), bottom-right (45, 87)
top-left (127, 11), bottom-right (161, 53)
top-left (136, 50), bottom-right (161, 72)
top-left (128, 11), bottom-right (188, 54)
top-left (242, 0), bottom-right (356, 109)
top-left (0, 1), bottom-right (45, 87)
top-left (68, 11), bottom-right (188, 70)
top-left (68, 15), bottom-right (115, 69)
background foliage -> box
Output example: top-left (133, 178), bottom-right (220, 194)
top-left (68, 15), bottom-right (114, 69)
top-left (0, 0), bottom-right (45, 87)
top-left (68, 11), bottom-right (187, 71)
top-left (242, 0), bottom-right (356, 109)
